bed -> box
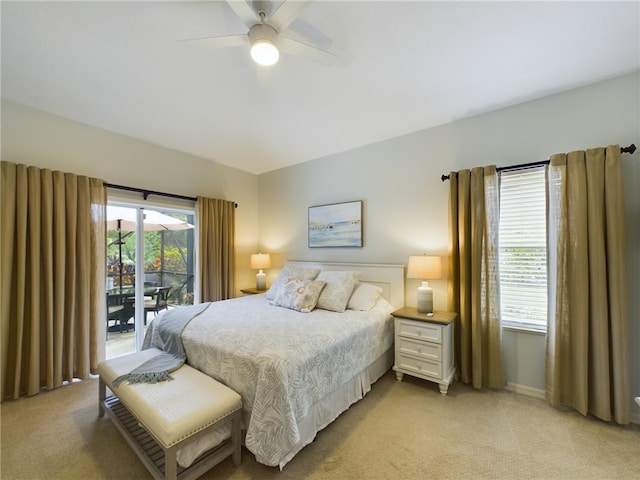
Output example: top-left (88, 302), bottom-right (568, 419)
top-left (143, 261), bottom-right (404, 469)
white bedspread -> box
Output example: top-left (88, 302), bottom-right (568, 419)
top-left (143, 294), bottom-right (393, 467)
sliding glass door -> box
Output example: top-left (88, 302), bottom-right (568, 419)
top-left (106, 202), bottom-right (195, 357)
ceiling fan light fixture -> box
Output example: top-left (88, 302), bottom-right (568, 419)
top-left (249, 23), bottom-right (279, 66)
top-left (251, 40), bottom-right (279, 65)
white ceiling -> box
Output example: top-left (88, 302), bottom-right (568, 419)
top-left (2, 1), bottom-right (639, 175)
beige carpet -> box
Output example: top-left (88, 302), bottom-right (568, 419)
top-left (2, 371), bottom-right (639, 480)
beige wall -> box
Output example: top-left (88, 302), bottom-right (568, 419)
top-left (1, 100), bottom-right (260, 294)
top-left (2, 72), bottom-right (639, 421)
top-left (258, 73), bottom-right (640, 419)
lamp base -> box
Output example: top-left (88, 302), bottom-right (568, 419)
top-left (256, 270), bottom-right (266, 290)
top-left (416, 281), bottom-right (433, 314)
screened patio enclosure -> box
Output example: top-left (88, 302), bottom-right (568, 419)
top-left (106, 205), bottom-right (195, 307)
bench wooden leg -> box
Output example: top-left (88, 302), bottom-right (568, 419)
top-left (98, 378), bottom-right (106, 418)
top-left (165, 448), bottom-right (177, 480)
top-left (232, 411), bottom-right (242, 466)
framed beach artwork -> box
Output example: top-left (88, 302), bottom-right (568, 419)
top-left (308, 200), bottom-right (363, 248)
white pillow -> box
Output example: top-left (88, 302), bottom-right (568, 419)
top-left (347, 283), bottom-right (383, 311)
top-left (315, 270), bottom-right (361, 313)
top-left (273, 278), bottom-right (326, 313)
top-left (265, 265), bottom-right (320, 300)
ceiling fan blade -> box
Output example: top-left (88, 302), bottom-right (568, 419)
top-left (225, 0), bottom-right (259, 29)
top-left (178, 34), bottom-right (248, 49)
top-left (278, 35), bottom-right (338, 66)
top-left (268, 0), bottom-right (310, 32)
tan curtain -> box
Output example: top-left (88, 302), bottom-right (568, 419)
top-left (1, 161), bottom-right (106, 400)
top-left (546, 145), bottom-right (629, 424)
top-left (197, 197), bottom-right (235, 302)
top-left (448, 166), bottom-right (506, 389)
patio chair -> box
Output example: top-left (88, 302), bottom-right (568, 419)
top-left (144, 286), bottom-right (171, 320)
top-left (106, 293), bottom-right (127, 333)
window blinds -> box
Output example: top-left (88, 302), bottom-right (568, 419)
top-left (499, 167), bottom-right (547, 331)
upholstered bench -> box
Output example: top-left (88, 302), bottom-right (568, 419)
top-left (98, 348), bottom-right (242, 480)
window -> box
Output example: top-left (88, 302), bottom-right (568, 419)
top-left (499, 167), bottom-right (547, 332)
top-left (106, 197), bottom-right (195, 357)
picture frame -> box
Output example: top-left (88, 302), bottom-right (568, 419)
top-left (308, 200), bottom-right (363, 248)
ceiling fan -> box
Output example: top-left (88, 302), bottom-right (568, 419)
top-left (182, 0), bottom-right (338, 67)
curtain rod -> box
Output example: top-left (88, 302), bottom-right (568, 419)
top-left (105, 182), bottom-right (238, 208)
top-left (440, 144), bottom-right (637, 182)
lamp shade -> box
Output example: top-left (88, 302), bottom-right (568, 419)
top-left (407, 255), bottom-right (442, 314)
top-left (250, 253), bottom-right (271, 270)
top-left (250, 253), bottom-right (271, 290)
top-left (407, 255), bottom-right (442, 280)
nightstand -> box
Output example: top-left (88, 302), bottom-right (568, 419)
top-left (240, 287), bottom-right (267, 295)
top-left (391, 307), bottom-right (456, 395)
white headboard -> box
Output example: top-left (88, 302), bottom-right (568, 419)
top-left (286, 261), bottom-right (405, 309)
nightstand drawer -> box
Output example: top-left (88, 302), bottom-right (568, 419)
top-left (397, 337), bottom-right (442, 362)
top-left (392, 308), bottom-right (456, 395)
top-left (397, 320), bottom-right (441, 343)
top-left (396, 353), bottom-right (442, 379)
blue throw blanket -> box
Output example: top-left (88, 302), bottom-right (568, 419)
top-left (112, 302), bottom-right (211, 387)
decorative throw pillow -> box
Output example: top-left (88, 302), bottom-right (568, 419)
top-left (265, 265), bottom-right (321, 300)
top-left (273, 278), bottom-right (326, 313)
top-left (315, 270), bottom-right (361, 313)
top-left (347, 283), bottom-right (383, 311)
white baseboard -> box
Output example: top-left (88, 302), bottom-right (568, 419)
top-left (507, 383), bottom-right (640, 425)
top-left (506, 382), bottom-right (545, 399)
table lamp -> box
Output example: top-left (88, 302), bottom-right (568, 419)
top-left (250, 253), bottom-right (271, 290)
top-left (407, 255), bottom-right (442, 314)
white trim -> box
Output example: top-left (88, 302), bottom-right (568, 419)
top-left (194, 206), bottom-right (201, 304)
top-left (134, 208), bottom-right (145, 351)
top-left (502, 324), bottom-right (546, 336)
top-left (507, 384), bottom-right (640, 425)
top-left (106, 187), bottom-right (195, 211)
top-left (506, 381), bottom-right (546, 400)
